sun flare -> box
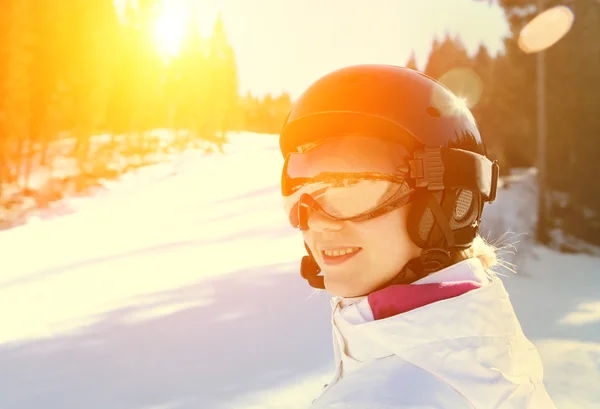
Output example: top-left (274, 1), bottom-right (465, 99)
top-left (153, 1), bottom-right (190, 60)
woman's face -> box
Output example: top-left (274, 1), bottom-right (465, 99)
top-left (303, 204), bottom-right (421, 297)
top-left (295, 135), bottom-right (421, 297)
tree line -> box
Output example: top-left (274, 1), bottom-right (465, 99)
top-left (2, 0), bottom-right (598, 247)
top-left (415, 0), bottom-right (600, 246)
top-left (0, 0), bottom-right (291, 227)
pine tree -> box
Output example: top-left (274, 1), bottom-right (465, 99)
top-left (482, 0), bottom-right (600, 245)
top-left (544, 0), bottom-right (600, 244)
top-left (169, 7), bottom-right (210, 149)
top-left (0, 0), bottom-right (33, 190)
top-left (0, 0), bottom-right (12, 193)
top-left (207, 12), bottom-right (239, 142)
top-left (470, 44), bottom-right (509, 171)
top-left (405, 50), bottom-right (418, 71)
top-left (424, 32), bottom-right (471, 80)
top-left (63, 0), bottom-right (121, 184)
top-left (27, 0), bottom-right (67, 180)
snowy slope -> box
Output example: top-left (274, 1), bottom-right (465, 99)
top-left (481, 168), bottom-right (600, 409)
top-left (0, 132), bottom-right (598, 409)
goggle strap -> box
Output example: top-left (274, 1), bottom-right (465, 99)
top-left (441, 148), bottom-right (499, 202)
top-left (411, 148), bottom-right (499, 203)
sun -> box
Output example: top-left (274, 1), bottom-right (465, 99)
top-left (153, 0), bottom-right (191, 60)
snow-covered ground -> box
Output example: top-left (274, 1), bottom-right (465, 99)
top-left (0, 132), bottom-right (598, 409)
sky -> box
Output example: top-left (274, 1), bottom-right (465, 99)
top-left (190, 0), bottom-right (511, 98)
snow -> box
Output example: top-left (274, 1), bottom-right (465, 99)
top-left (0, 132), bottom-right (598, 409)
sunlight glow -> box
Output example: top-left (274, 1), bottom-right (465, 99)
top-left (438, 67), bottom-right (483, 109)
top-left (153, 0), bottom-right (191, 60)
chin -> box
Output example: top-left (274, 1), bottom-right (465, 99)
top-left (324, 276), bottom-right (371, 298)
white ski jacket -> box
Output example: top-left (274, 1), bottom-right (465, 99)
top-left (310, 258), bottom-right (556, 409)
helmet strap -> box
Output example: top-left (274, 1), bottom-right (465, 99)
top-left (425, 189), bottom-right (457, 248)
top-left (408, 190), bottom-right (456, 248)
top-left (301, 242), bottom-right (325, 289)
top-left (301, 255), bottom-right (325, 289)
top-left (407, 188), bottom-right (459, 275)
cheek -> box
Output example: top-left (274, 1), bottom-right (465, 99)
top-left (364, 208), bottom-right (406, 237)
top-left (366, 208), bottom-right (418, 255)
top-left (302, 231), bottom-right (316, 253)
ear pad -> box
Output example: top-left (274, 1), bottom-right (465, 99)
top-left (451, 190), bottom-right (482, 248)
top-left (408, 190), bottom-right (440, 249)
top-left (450, 190), bottom-right (478, 229)
top-left (408, 189), bottom-right (480, 249)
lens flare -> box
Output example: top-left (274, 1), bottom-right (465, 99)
top-left (437, 67), bottom-right (483, 109)
top-left (518, 5), bottom-right (575, 53)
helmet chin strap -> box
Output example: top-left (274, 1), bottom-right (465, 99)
top-left (416, 189), bottom-right (457, 274)
top-left (300, 255), bottom-right (324, 289)
top-left (300, 243), bottom-right (325, 289)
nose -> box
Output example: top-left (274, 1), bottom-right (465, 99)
top-left (307, 211), bottom-right (344, 232)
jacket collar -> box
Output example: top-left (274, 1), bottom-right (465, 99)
top-left (330, 259), bottom-right (515, 361)
top-left (331, 258), bottom-right (491, 321)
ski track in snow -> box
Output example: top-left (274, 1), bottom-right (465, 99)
top-left (0, 132), bottom-right (598, 409)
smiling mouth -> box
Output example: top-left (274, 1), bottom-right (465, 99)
top-left (320, 247), bottom-right (362, 265)
top-left (321, 247), bottom-right (361, 257)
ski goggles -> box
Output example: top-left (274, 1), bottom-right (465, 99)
top-left (281, 135), bottom-right (415, 230)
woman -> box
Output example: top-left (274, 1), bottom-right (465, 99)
top-left (279, 65), bottom-right (555, 408)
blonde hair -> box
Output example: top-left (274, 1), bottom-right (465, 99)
top-left (447, 232), bottom-right (520, 278)
top-left (450, 234), bottom-right (499, 271)
top-left (387, 234), bottom-right (508, 287)
top-left (395, 233), bottom-right (515, 286)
